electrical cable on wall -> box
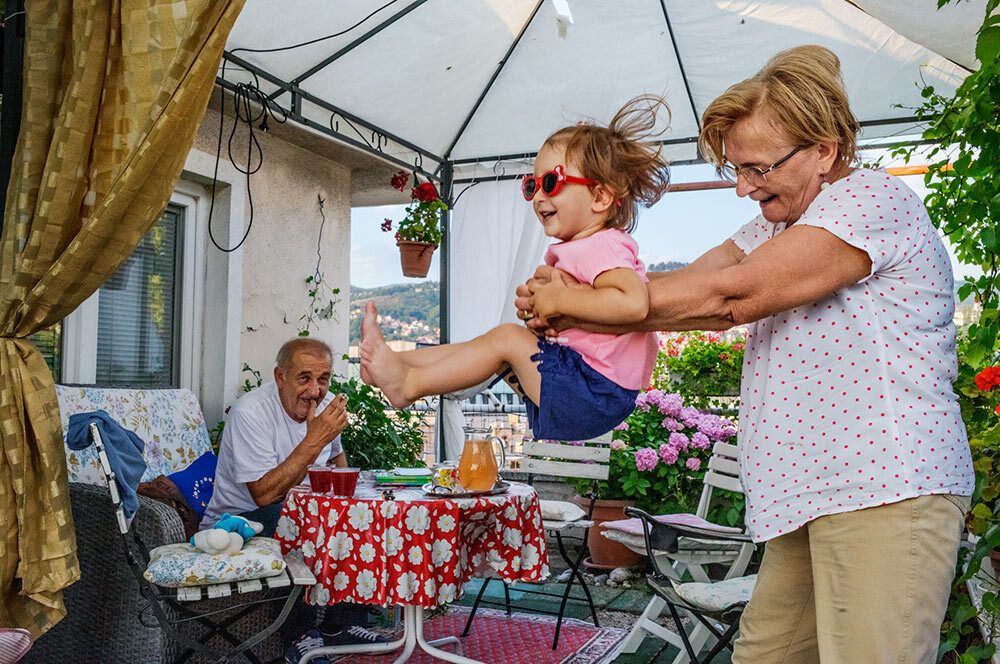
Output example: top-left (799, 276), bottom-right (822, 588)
top-left (206, 0), bottom-right (402, 252)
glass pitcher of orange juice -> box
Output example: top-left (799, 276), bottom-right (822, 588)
top-left (458, 428), bottom-right (506, 492)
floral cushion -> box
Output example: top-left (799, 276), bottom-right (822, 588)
top-left (674, 574), bottom-right (757, 611)
top-left (143, 537), bottom-right (286, 588)
top-left (56, 385), bottom-right (212, 484)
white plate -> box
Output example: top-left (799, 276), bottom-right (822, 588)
top-left (393, 467), bottom-right (432, 477)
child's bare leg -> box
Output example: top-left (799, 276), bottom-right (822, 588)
top-left (359, 303), bottom-right (483, 370)
top-left (363, 317), bottom-right (542, 408)
top-left (406, 324), bottom-right (542, 404)
top-left (396, 344), bottom-right (465, 368)
top-left (359, 303), bottom-right (485, 385)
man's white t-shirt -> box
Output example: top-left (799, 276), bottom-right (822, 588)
top-left (201, 381), bottom-right (343, 527)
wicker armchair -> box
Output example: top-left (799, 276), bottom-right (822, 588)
top-left (27, 483), bottom-right (289, 663)
top-left (26, 483), bottom-right (184, 663)
top-left (26, 386), bottom-right (288, 663)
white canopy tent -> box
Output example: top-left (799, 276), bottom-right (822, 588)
top-left (222, 0), bottom-right (988, 458)
top-left (224, 0), bottom-right (983, 176)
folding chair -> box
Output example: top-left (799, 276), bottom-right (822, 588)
top-left (608, 441), bottom-right (754, 661)
top-left (87, 421), bottom-right (316, 663)
top-left (461, 431), bottom-right (612, 649)
top-left (625, 506), bottom-right (758, 664)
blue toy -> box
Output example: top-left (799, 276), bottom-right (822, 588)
top-left (189, 512), bottom-right (263, 554)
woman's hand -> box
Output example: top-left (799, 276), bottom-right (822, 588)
top-left (530, 269), bottom-right (572, 323)
top-left (515, 265), bottom-right (588, 334)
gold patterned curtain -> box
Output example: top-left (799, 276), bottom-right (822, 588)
top-left (0, 0), bottom-right (244, 637)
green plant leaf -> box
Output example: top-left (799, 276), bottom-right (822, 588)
top-left (966, 644), bottom-right (997, 661)
top-left (976, 25), bottom-right (1000, 65)
top-left (983, 227), bottom-right (1000, 253)
top-left (937, 627), bottom-right (959, 660)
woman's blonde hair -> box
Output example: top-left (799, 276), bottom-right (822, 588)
top-left (698, 45), bottom-right (859, 175)
top-left (543, 95), bottom-right (672, 233)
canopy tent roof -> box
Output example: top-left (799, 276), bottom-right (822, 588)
top-left (222, 0), bottom-right (987, 186)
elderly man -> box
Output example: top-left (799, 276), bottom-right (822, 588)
top-left (203, 337), bottom-right (384, 664)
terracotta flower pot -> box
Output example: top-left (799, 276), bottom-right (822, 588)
top-left (572, 495), bottom-right (642, 570)
top-left (989, 548), bottom-right (1000, 581)
top-left (397, 240), bottom-right (435, 278)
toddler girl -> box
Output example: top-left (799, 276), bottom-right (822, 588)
top-left (360, 95), bottom-right (671, 441)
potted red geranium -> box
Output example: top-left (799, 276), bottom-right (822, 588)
top-left (382, 170), bottom-right (448, 278)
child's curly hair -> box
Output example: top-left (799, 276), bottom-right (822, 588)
top-left (544, 95), bottom-right (672, 233)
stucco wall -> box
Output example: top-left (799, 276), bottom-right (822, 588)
top-left (191, 108), bottom-right (352, 385)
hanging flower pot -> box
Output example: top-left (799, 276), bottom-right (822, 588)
top-left (383, 170), bottom-right (448, 278)
top-left (397, 240), bottom-right (435, 278)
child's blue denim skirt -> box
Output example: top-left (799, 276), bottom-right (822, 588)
top-left (523, 339), bottom-right (638, 441)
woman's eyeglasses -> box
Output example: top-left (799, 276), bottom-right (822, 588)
top-left (521, 164), bottom-right (596, 201)
top-left (721, 147), bottom-right (801, 186)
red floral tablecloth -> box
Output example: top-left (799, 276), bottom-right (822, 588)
top-left (275, 481), bottom-right (549, 608)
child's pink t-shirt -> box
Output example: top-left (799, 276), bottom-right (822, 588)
top-left (543, 229), bottom-right (658, 391)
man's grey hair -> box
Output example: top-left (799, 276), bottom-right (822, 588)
top-left (275, 338), bottom-right (333, 373)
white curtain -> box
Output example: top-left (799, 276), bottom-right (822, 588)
top-left (437, 179), bottom-right (550, 460)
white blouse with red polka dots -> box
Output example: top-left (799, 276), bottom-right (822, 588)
top-left (729, 168), bottom-right (974, 542)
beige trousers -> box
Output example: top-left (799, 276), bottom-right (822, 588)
top-left (731, 494), bottom-right (969, 664)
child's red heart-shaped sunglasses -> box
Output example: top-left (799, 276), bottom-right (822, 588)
top-left (521, 164), bottom-right (596, 201)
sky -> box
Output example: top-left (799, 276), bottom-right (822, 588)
top-left (350, 161), bottom-right (976, 290)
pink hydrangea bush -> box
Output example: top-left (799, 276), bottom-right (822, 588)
top-left (570, 388), bottom-right (744, 526)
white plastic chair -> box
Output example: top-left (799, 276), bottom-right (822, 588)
top-left (607, 441), bottom-right (754, 661)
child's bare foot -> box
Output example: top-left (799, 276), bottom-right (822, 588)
top-left (359, 301), bottom-right (413, 408)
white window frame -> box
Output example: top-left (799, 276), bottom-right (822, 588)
top-left (60, 144), bottom-right (246, 426)
top-left (61, 187), bottom-right (205, 391)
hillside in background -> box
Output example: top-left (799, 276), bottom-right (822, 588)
top-left (350, 282), bottom-right (440, 344)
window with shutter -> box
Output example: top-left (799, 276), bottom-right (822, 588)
top-left (95, 205), bottom-right (184, 387)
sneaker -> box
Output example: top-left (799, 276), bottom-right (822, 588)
top-left (324, 625), bottom-right (389, 646)
top-left (284, 629), bottom-right (331, 664)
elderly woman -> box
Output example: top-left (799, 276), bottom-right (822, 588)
top-left (517, 45), bottom-right (974, 663)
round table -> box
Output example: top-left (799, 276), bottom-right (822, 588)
top-left (275, 480), bottom-right (549, 663)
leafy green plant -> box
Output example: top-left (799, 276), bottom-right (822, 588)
top-left (299, 272), bottom-right (341, 338)
top-left (207, 419), bottom-right (225, 455)
top-left (241, 362), bottom-right (263, 394)
top-left (570, 389), bottom-right (744, 526)
top-left (899, 2), bottom-right (1000, 660)
top-left (652, 331), bottom-right (745, 409)
top-left (892, 0), bottom-right (999, 371)
top-left (299, 195), bottom-right (342, 337)
top-left (209, 363), bottom-right (264, 453)
top-left (329, 371), bottom-right (426, 471)
top-left (958, 345), bottom-right (1000, 539)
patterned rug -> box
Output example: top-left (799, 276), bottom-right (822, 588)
top-left (331, 607), bottom-right (627, 664)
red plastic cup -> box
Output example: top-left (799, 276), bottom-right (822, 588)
top-left (308, 465), bottom-right (334, 494)
top-left (329, 467), bottom-right (360, 496)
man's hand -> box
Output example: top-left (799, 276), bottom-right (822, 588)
top-left (305, 393), bottom-right (348, 447)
